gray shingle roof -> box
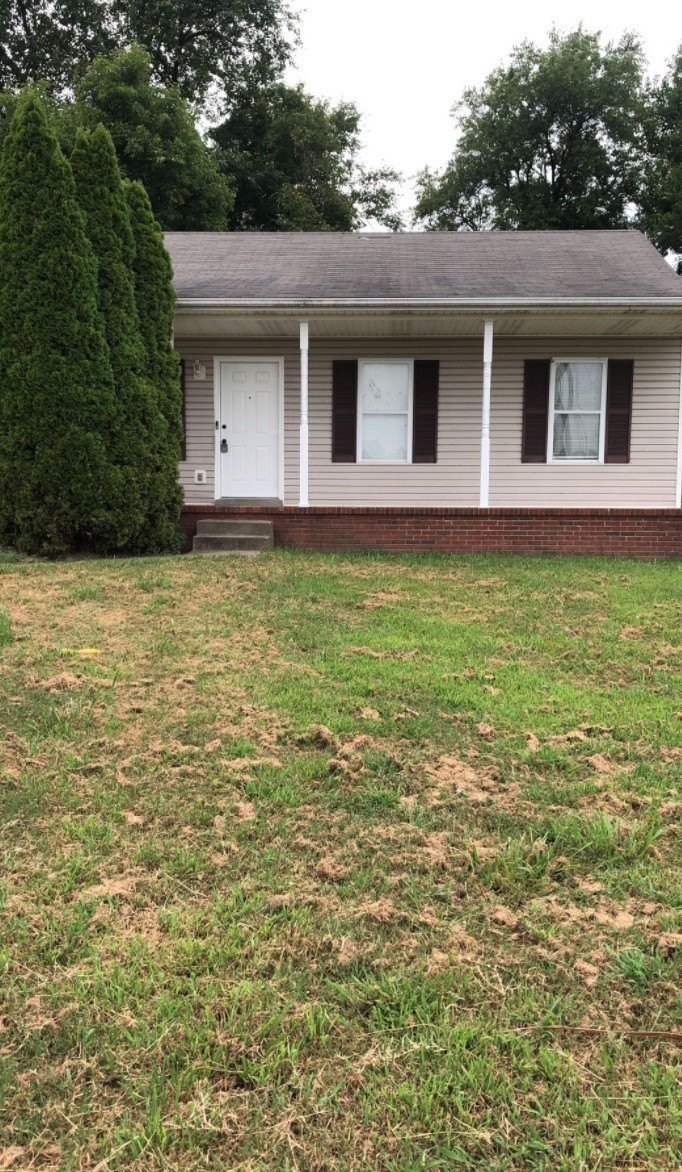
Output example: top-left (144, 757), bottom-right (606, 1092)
top-left (165, 230), bottom-right (682, 302)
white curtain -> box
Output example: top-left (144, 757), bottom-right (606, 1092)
top-left (553, 413), bottom-right (600, 459)
top-left (553, 362), bottom-right (602, 459)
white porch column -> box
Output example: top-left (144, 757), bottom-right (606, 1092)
top-left (479, 320), bottom-right (494, 508)
top-left (299, 321), bottom-right (310, 507)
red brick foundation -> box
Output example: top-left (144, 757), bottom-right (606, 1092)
top-left (180, 506), bottom-right (682, 558)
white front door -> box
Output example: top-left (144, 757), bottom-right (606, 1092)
top-left (218, 361), bottom-right (280, 499)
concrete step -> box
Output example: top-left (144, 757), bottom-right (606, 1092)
top-left (216, 497), bottom-right (281, 507)
top-left (191, 549), bottom-right (260, 558)
top-left (196, 519), bottom-right (274, 539)
top-left (192, 533), bottom-right (273, 554)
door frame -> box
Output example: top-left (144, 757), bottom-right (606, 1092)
top-left (213, 356), bottom-right (285, 501)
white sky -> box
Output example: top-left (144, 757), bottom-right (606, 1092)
top-left (286, 0), bottom-right (681, 222)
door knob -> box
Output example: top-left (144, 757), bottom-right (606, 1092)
top-left (220, 439), bottom-right (228, 453)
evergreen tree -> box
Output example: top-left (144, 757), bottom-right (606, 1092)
top-left (125, 179), bottom-right (183, 550)
top-left (0, 88), bottom-right (129, 554)
top-left (71, 123), bottom-right (156, 548)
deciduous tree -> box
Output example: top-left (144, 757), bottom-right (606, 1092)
top-left (639, 49), bottom-right (682, 269)
top-left (72, 46), bottom-right (233, 230)
top-left (111, 0), bottom-right (296, 102)
top-left (0, 1), bottom-right (295, 103)
top-left (0, 1), bottom-right (112, 93)
top-left (212, 83), bottom-right (402, 230)
top-left (415, 29), bottom-right (646, 232)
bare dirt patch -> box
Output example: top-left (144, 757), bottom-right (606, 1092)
top-left (574, 959), bottom-right (601, 987)
top-left (420, 754), bottom-right (519, 809)
top-left (315, 857), bottom-right (351, 882)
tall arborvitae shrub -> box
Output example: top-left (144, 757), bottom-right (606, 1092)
top-left (124, 180), bottom-right (183, 550)
top-left (0, 90), bottom-right (130, 554)
top-left (71, 124), bottom-right (159, 548)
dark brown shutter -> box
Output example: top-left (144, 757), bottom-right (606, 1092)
top-left (332, 360), bottom-right (357, 462)
top-left (522, 359), bottom-right (550, 463)
top-left (412, 360), bottom-right (439, 463)
top-left (605, 359), bottom-right (633, 464)
top-left (180, 358), bottom-right (187, 461)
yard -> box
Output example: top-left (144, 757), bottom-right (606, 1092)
top-left (0, 549), bottom-right (680, 1170)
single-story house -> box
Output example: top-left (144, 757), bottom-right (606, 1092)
top-left (167, 230), bottom-right (682, 556)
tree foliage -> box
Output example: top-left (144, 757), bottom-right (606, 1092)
top-left (0, 6), bottom-right (399, 233)
top-left (0, 1), bottom-right (111, 92)
top-left (125, 179), bottom-right (183, 550)
top-left (212, 83), bottom-right (402, 230)
top-left (639, 49), bottom-right (682, 268)
top-left (0, 0), bottom-right (295, 101)
top-left (71, 123), bottom-right (157, 547)
top-left (415, 28), bottom-right (646, 232)
top-left (110, 0), bottom-right (296, 103)
top-left (0, 89), bottom-right (127, 554)
top-left (71, 46), bottom-right (233, 230)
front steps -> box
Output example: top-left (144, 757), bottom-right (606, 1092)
top-left (191, 518), bottom-right (274, 556)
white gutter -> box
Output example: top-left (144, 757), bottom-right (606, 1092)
top-left (176, 297), bottom-right (682, 310)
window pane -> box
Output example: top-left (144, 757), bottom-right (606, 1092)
top-left (361, 363), bottom-right (410, 412)
top-left (362, 414), bottom-right (408, 461)
top-left (554, 362), bottom-right (603, 411)
top-left (553, 413), bottom-right (600, 460)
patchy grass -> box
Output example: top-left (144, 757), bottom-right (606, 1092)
top-left (0, 609), bottom-right (11, 649)
top-left (0, 549), bottom-right (680, 1170)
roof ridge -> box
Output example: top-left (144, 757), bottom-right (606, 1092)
top-left (164, 228), bottom-right (645, 239)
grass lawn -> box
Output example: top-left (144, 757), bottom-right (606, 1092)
top-left (0, 548), bottom-right (681, 1170)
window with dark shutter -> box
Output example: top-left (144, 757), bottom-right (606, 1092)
top-left (522, 359), bottom-right (550, 463)
top-left (413, 360), bottom-right (439, 463)
top-left (332, 360), bottom-right (358, 462)
top-left (605, 359), bottom-right (633, 464)
top-left (180, 358), bottom-right (187, 461)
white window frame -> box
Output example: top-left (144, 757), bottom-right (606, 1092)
top-left (357, 359), bottom-right (414, 465)
top-left (548, 357), bottom-right (608, 465)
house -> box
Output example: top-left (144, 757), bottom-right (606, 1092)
top-left (168, 230), bottom-right (682, 557)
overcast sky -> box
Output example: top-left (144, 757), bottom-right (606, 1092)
top-left (286, 0), bottom-right (680, 222)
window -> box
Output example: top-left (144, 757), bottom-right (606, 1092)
top-left (332, 359), bottom-right (439, 464)
top-left (548, 359), bottom-right (607, 462)
top-left (358, 361), bottom-right (413, 463)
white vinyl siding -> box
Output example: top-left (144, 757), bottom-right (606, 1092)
top-left (490, 337), bottom-right (680, 507)
top-left (176, 335), bottom-right (681, 509)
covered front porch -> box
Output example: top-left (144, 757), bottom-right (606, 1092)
top-left (174, 300), bottom-right (682, 526)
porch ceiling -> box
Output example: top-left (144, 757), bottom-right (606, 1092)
top-left (173, 303), bottom-right (682, 339)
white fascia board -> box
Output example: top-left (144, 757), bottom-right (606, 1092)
top-left (175, 297), bottom-right (682, 311)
